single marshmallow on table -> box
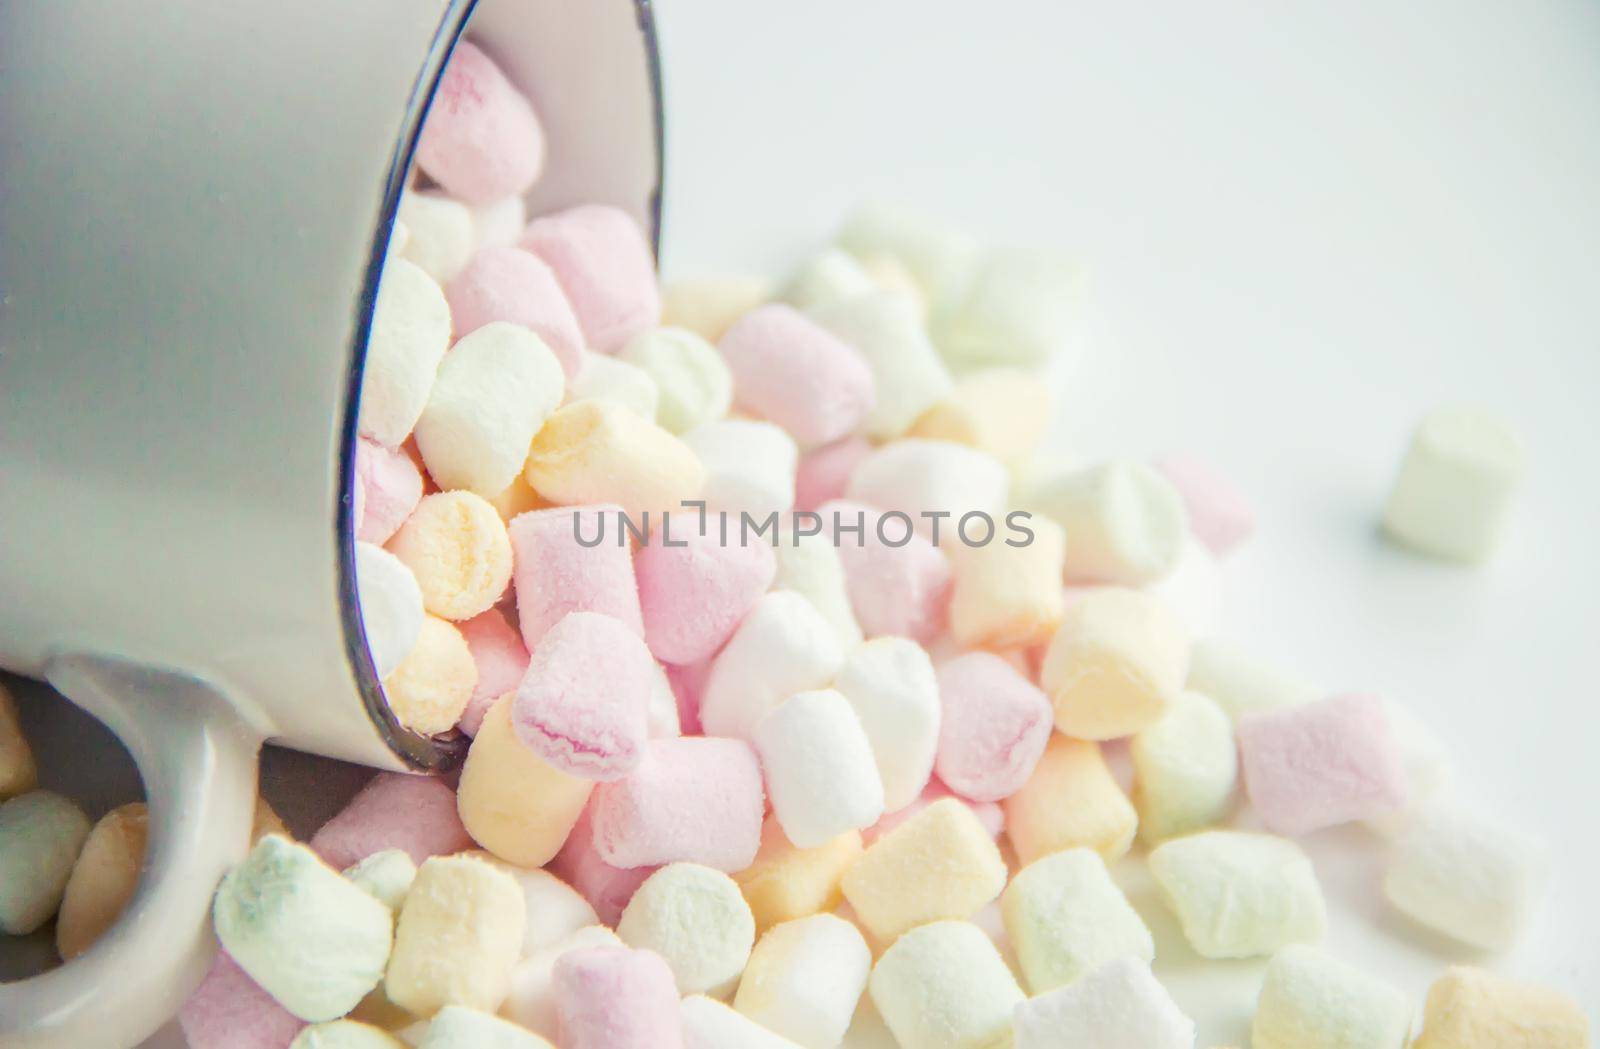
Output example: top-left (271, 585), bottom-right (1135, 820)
top-left (469, 195), bottom-right (527, 250)
top-left (682, 418), bottom-right (799, 518)
top-left (179, 950), bottom-right (307, 1049)
top-left (616, 326), bottom-right (734, 434)
top-left (552, 945), bottom-right (683, 1049)
top-left (794, 435), bottom-right (872, 513)
top-left (1365, 700), bottom-right (1453, 837)
top-left (1383, 803), bottom-right (1549, 951)
top-left (1238, 692), bottom-right (1410, 836)
top-left (616, 862), bottom-right (756, 996)
top-left (867, 920), bottom-right (1023, 1049)
top-left (717, 303), bottom-right (876, 448)
top-left (1147, 830), bottom-right (1327, 959)
top-left (1003, 735), bottom-right (1137, 864)
top-left (697, 590), bottom-right (846, 742)
top-left (397, 191), bottom-right (475, 284)
top-left (455, 609), bottom-right (529, 736)
top-left (1251, 945), bottom-right (1412, 1049)
top-left (0, 790), bottom-right (90, 934)
top-left (681, 995), bottom-right (804, 1049)
top-left (55, 802), bottom-right (148, 959)
top-left (779, 247), bottom-right (879, 312)
top-left (521, 204), bottom-right (660, 352)
top-left (0, 682), bottom-right (37, 800)
top-left (310, 771), bottom-right (472, 870)
top-left (1411, 966), bottom-right (1589, 1049)
top-left (355, 438), bottom-right (424, 545)
top-left (948, 515), bottom-right (1066, 650)
top-left (506, 504), bottom-right (644, 651)
top-left (845, 438), bottom-right (1009, 537)
top-left (635, 512), bottom-right (776, 665)
top-left (1130, 689), bottom-right (1238, 844)
top-left (524, 400), bottom-right (705, 518)
top-left (1153, 452), bottom-right (1255, 557)
top-left (907, 368), bottom-right (1051, 463)
top-left (833, 636), bottom-right (940, 811)
top-left (1145, 533), bottom-right (1224, 637)
top-left (771, 527), bottom-right (864, 649)
top-left (836, 202), bottom-right (977, 317)
top-left (356, 542), bottom-right (425, 679)
top-left (660, 274), bottom-right (771, 342)
top-left (290, 1020), bottom-right (406, 1049)
top-left (1001, 849), bottom-right (1154, 994)
top-left (414, 323), bottom-right (567, 497)
top-left (1012, 957), bottom-right (1194, 1049)
top-left (820, 499), bottom-right (953, 642)
top-left (419, 1006), bottom-right (554, 1049)
top-left (381, 614), bottom-right (477, 735)
top-left (1382, 406), bottom-right (1524, 562)
top-left (734, 814), bottom-right (862, 935)
top-left (343, 848), bottom-right (418, 911)
top-left (734, 912), bottom-right (872, 1049)
top-left (547, 806), bottom-right (657, 926)
top-left (414, 40), bottom-right (544, 204)
top-left (498, 925), bottom-right (622, 1038)
top-left (1187, 638), bottom-right (1319, 722)
top-left (388, 491), bottom-right (513, 621)
top-left (754, 689), bottom-right (886, 848)
top-left (357, 257), bottom-right (450, 449)
top-left (807, 290), bottom-right (954, 439)
top-left (869, 776), bottom-right (1004, 845)
top-left (457, 694), bottom-right (593, 867)
top-left (567, 351), bottom-right (660, 419)
top-left (841, 797), bottom-right (1007, 944)
top-left (934, 652), bottom-right (1052, 803)
top-left (1041, 586), bottom-right (1190, 740)
top-left (212, 835), bottom-right (393, 1021)
top-left (444, 248), bottom-right (584, 379)
top-left (385, 854), bottom-right (525, 1018)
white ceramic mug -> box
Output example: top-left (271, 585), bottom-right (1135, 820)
top-left (0, 1), bottom-right (661, 1044)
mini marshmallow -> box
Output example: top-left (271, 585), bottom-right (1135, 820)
top-left (1252, 945), bottom-right (1412, 1049)
top-left (841, 797), bottom-right (1007, 944)
top-left (498, 925), bottom-right (622, 1037)
top-left (1041, 586), bottom-right (1189, 740)
top-left (681, 995), bottom-right (804, 1049)
top-left (469, 195), bottom-right (527, 250)
top-left (1012, 958), bottom-right (1194, 1049)
top-left (1003, 735), bottom-right (1137, 864)
top-left (836, 202), bottom-right (977, 315)
top-left (755, 689), bottom-right (886, 848)
top-left (524, 400), bottom-right (704, 518)
top-left (616, 326), bottom-right (734, 434)
top-left (1187, 638), bottom-right (1319, 722)
top-left (548, 806), bottom-right (657, 925)
top-left (617, 862), bottom-right (756, 995)
top-left (486, 474), bottom-right (549, 522)
top-left (1383, 804), bottom-right (1548, 951)
top-left (636, 515), bottom-right (776, 665)
top-left (0, 790), bottom-right (90, 934)
top-left (719, 303), bottom-right (876, 448)
top-left (456, 609), bottom-right (529, 736)
top-left (794, 436), bottom-right (872, 513)
top-left (1412, 966), bottom-right (1588, 1049)
top-left (356, 438), bottom-right (425, 545)
top-left (356, 540), bottom-right (426, 679)
top-left (847, 439), bottom-right (1009, 541)
top-left (860, 253), bottom-right (931, 313)
top-left (56, 802), bottom-right (148, 959)
top-left (590, 736), bottom-right (765, 871)
top-left (213, 835), bottom-right (393, 1021)
top-left (935, 653), bottom-right (1052, 803)
top-left (1144, 533), bottom-right (1223, 637)
top-left (771, 528), bottom-right (863, 649)
top-left (0, 682), bottom-right (36, 800)
top-left (833, 637), bottom-right (940, 810)
top-left (415, 40), bottom-right (544, 204)
top-left (698, 590), bottom-right (846, 742)
top-left (907, 369), bottom-right (1051, 463)
top-left (1383, 406), bottom-right (1524, 562)
top-left (1365, 700), bottom-right (1453, 837)
top-left (1024, 460), bottom-right (1188, 584)
top-left (567, 351), bottom-right (659, 419)
top-left (552, 945), bottom-right (683, 1049)
top-left (381, 615), bottom-right (477, 734)
top-left (734, 913), bottom-right (872, 1049)
top-left (869, 777), bottom-right (1004, 845)
top-left (1239, 693), bottom-right (1409, 836)
top-left (386, 854), bottom-right (525, 1017)
top-left (1154, 453), bottom-right (1254, 557)
top-left (457, 694), bottom-right (592, 866)
top-left (444, 248), bottom-right (584, 378)
top-left (948, 517), bottom-right (1066, 650)
top-left (1002, 849), bottom-right (1153, 994)
top-left (936, 250), bottom-right (1081, 371)
top-left (291, 1020), bottom-right (406, 1049)
top-left (388, 491), bottom-right (514, 620)
top-left (388, 218), bottom-right (410, 256)
top-left (343, 848), bottom-right (417, 911)
top-left (179, 950), bottom-right (306, 1049)
top-left (867, 920), bottom-right (1023, 1049)
top-left (661, 275), bottom-right (771, 342)
top-left (415, 323), bottom-right (566, 497)
top-left (808, 291), bottom-right (954, 439)
top-left (507, 504), bottom-right (644, 650)
top-left (734, 815), bottom-right (862, 935)
top-left (420, 1006), bottom-right (554, 1049)
top-left (1130, 689), bottom-right (1238, 843)
top-left (462, 856), bottom-right (597, 956)
top-left (779, 248), bottom-right (879, 312)
top-left (521, 205), bottom-right (660, 352)
top-left (683, 418), bottom-right (800, 517)
top-left (1147, 830), bottom-right (1327, 959)
top-left (311, 771), bottom-right (472, 870)
top-left (822, 500), bottom-right (953, 642)
top-left (398, 192), bottom-right (474, 286)
top-left (358, 256), bottom-right (451, 450)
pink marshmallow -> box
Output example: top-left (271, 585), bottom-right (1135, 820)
top-left (590, 736), bottom-right (764, 871)
top-left (548, 805), bottom-right (658, 926)
top-left (444, 247), bottom-right (584, 379)
top-left (1238, 693), bottom-right (1410, 836)
top-left (665, 660), bottom-right (709, 737)
top-left (795, 435), bottom-right (873, 512)
top-left (635, 517), bottom-right (777, 665)
top-left (415, 41), bottom-right (545, 205)
top-left (865, 777), bottom-right (1004, 845)
top-left (508, 505), bottom-right (644, 651)
top-left (718, 304), bottom-right (876, 448)
top-left (1154, 452), bottom-right (1254, 556)
top-left (455, 607), bottom-right (530, 736)
top-left (520, 205), bottom-right (660, 352)
top-left (935, 652), bottom-right (1053, 803)
top-left (178, 950), bottom-right (304, 1049)
top-left (309, 771), bottom-right (472, 869)
top-left (511, 611), bottom-right (656, 781)
top-left (554, 945), bottom-right (683, 1049)
top-left (820, 499), bottom-right (952, 641)
top-left (354, 437), bottom-right (423, 544)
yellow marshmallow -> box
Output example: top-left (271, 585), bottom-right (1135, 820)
top-left (387, 491), bottom-right (513, 621)
top-left (908, 368), bottom-right (1051, 463)
top-left (55, 803), bottom-right (148, 960)
top-left (382, 616), bottom-right (477, 735)
top-left (949, 517), bottom-right (1066, 650)
top-left (385, 854), bottom-right (525, 1019)
top-left (734, 815), bottom-right (863, 934)
top-left (1413, 967), bottom-right (1588, 1049)
top-left (841, 798), bottom-right (1007, 945)
top-left (524, 400), bottom-right (704, 518)
top-left (1041, 587), bottom-right (1189, 740)
top-left (0, 680), bottom-right (37, 800)
top-left (661, 274), bottom-right (771, 342)
top-left (485, 475), bottom-right (551, 522)
top-left (457, 695), bottom-right (592, 868)
top-left (1003, 735), bottom-right (1136, 866)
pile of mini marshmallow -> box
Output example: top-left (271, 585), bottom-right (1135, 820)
top-left (0, 31), bottom-right (1586, 1049)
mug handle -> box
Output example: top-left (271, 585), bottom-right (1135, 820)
top-left (0, 654), bottom-right (263, 1049)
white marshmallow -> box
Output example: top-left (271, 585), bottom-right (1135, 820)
top-left (836, 202), bottom-right (977, 316)
top-left (385, 854), bottom-right (526, 1017)
top-left (389, 218), bottom-right (411, 256)
top-left (212, 834), bottom-right (394, 1021)
top-left (735, 913), bottom-right (872, 1049)
top-left (617, 862), bottom-right (756, 996)
top-left (699, 591), bottom-right (846, 742)
top-left (566, 351), bottom-right (660, 420)
top-left (808, 291), bottom-right (954, 440)
top-left (358, 257), bottom-right (451, 447)
top-left (468, 196), bottom-right (527, 251)
top-left (498, 925), bottom-right (622, 1039)
top-left (1383, 406), bottom-right (1524, 562)
top-left (772, 529), bottom-right (863, 650)
top-left (467, 855), bottom-right (598, 956)
top-left (1147, 830), bottom-right (1326, 960)
top-left (617, 327), bottom-right (734, 434)
top-left (1144, 534), bottom-right (1223, 637)
top-left (291, 1021), bottom-right (406, 1049)
top-left (683, 419), bottom-right (799, 518)
top-left (1252, 945), bottom-right (1413, 1049)
top-left (1012, 958), bottom-right (1195, 1049)
top-left (680, 994), bottom-right (803, 1049)
top-left (779, 248), bottom-right (879, 312)
top-left (1021, 460), bottom-right (1187, 585)
top-left (1041, 586), bottom-right (1191, 741)
top-left (420, 1006), bottom-right (553, 1049)
top-left (1186, 638), bottom-right (1319, 723)
top-left (833, 637), bottom-right (940, 811)
top-left (1364, 701), bottom-right (1453, 837)
top-left (754, 689), bottom-right (886, 849)
top-left (1001, 849), bottom-right (1153, 994)
top-left (343, 848), bottom-right (418, 911)
top-left (1383, 804), bottom-right (1548, 951)
top-left (1130, 689), bottom-right (1238, 843)
top-left (397, 191), bottom-right (474, 284)
top-left (0, 790), bottom-right (90, 934)
top-left (845, 439), bottom-right (1009, 538)
top-left (414, 322), bottom-right (566, 496)
top-left (935, 250), bottom-right (1083, 372)
top-left (867, 920), bottom-right (1023, 1049)
top-left (355, 542), bottom-right (425, 678)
